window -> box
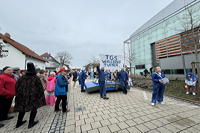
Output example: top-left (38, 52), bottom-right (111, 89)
top-left (135, 64), bottom-right (145, 69)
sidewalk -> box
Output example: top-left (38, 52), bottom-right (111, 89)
top-left (1, 82), bottom-right (200, 133)
top-left (66, 83), bottom-right (200, 133)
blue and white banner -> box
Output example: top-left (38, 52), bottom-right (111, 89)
top-left (100, 54), bottom-right (123, 71)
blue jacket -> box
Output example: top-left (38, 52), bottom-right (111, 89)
top-left (105, 72), bottom-right (111, 80)
top-left (97, 66), bottom-right (106, 83)
top-left (79, 71), bottom-right (87, 84)
top-left (55, 74), bottom-right (68, 96)
top-left (119, 70), bottom-right (128, 86)
top-left (151, 72), bottom-right (165, 86)
top-left (185, 72), bottom-right (197, 82)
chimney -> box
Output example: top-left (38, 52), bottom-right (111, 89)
top-left (4, 33), bottom-right (11, 38)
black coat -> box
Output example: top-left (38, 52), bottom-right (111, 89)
top-left (15, 73), bottom-right (46, 112)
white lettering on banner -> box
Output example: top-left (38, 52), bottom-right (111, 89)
top-left (100, 55), bottom-right (123, 71)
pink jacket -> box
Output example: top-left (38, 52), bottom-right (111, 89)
top-left (45, 76), bottom-right (56, 92)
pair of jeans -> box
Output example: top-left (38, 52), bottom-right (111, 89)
top-left (99, 82), bottom-right (106, 97)
top-left (122, 81), bottom-right (128, 94)
top-left (17, 110), bottom-right (37, 125)
top-left (151, 83), bottom-right (165, 103)
top-left (80, 81), bottom-right (86, 91)
top-left (0, 96), bottom-right (13, 121)
top-left (55, 95), bottom-right (67, 112)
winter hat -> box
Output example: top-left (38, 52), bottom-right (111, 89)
top-left (3, 66), bottom-right (11, 72)
top-left (59, 68), bottom-right (66, 72)
top-left (26, 62), bottom-right (36, 74)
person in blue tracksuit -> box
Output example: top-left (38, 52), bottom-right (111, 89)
top-left (118, 68), bottom-right (129, 94)
top-left (55, 68), bottom-right (69, 112)
top-left (97, 65), bottom-right (109, 100)
top-left (151, 66), bottom-right (166, 106)
top-left (105, 70), bottom-right (112, 81)
top-left (79, 70), bottom-right (87, 92)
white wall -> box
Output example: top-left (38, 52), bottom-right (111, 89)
top-left (0, 39), bottom-right (26, 70)
top-left (26, 56), bottom-right (45, 70)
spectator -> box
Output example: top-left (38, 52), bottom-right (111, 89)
top-left (79, 69), bottom-right (87, 92)
top-left (185, 72), bottom-right (197, 96)
top-left (90, 71), bottom-right (94, 80)
top-left (72, 70), bottom-right (78, 88)
top-left (13, 67), bottom-right (21, 80)
top-left (37, 70), bottom-right (46, 89)
top-left (45, 72), bottom-right (56, 105)
top-left (118, 68), bottom-right (129, 94)
top-left (54, 68), bottom-right (69, 113)
top-left (20, 70), bottom-right (26, 76)
top-left (15, 63), bottom-right (45, 128)
top-left (0, 67), bottom-right (16, 124)
top-left (144, 68), bottom-right (148, 77)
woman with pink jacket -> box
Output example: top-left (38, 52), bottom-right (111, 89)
top-left (45, 72), bottom-right (56, 105)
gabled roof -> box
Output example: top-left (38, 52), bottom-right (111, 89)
top-left (41, 52), bottom-right (50, 57)
top-left (41, 52), bottom-right (60, 64)
top-left (0, 33), bottom-right (46, 62)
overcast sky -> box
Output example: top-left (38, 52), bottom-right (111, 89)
top-left (0, 0), bottom-right (173, 68)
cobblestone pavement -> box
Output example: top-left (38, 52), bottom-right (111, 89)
top-left (1, 81), bottom-right (200, 133)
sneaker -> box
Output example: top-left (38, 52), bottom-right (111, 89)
top-left (151, 103), bottom-right (155, 106)
top-left (16, 120), bottom-right (27, 128)
top-left (186, 91), bottom-right (189, 95)
top-left (192, 92), bottom-right (196, 96)
top-left (103, 96), bottom-right (109, 100)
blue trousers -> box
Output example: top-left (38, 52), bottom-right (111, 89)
top-left (80, 81), bottom-right (86, 91)
top-left (99, 82), bottom-right (106, 96)
top-left (151, 84), bottom-right (165, 103)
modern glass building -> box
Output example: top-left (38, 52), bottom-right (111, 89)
top-left (126, 0), bottom-right (200, 74)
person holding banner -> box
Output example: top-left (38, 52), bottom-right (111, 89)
top-left (151, 66), bottom-right (169, 106)
top-left (97, 65), bottom-right (109, 100)
top-left (118, 68), bottom-right (129, 94)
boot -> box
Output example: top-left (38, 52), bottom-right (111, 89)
top-left (103, 96), bottom-right (109, 100)
top-left (16, 120), bottom-right (27, 128)
top-left (28, 110), bottom-right (38, 129)
top-left (28, 120), bottom-right (39, 129)
top-left (16, 112), bottom-right (27, 128)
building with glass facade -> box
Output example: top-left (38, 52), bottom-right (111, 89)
top-left (126, 0), bottom-right (200, 75)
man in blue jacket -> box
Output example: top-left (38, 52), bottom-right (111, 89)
top-left (151, 66), bottom-right (166, 106)
top-left (55, 68), bottom-right (69, 112)
top-left (97, 65), bottom-right (109, 100)
top-left (119, 68), bottom-right (129, 94)
top-left (79, 69), bottom-right (87, 92)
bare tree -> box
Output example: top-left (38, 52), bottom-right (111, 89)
top-left (178, 2), bottom-right (200, 77)
top-left (56, 51), bottom-right (72, 67)
top-left (85, 56), bottom-right (100, 72)
top-left (124, 40), bottom-right (135, 74)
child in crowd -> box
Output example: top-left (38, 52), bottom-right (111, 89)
top-left (45, 72), bottom-right (56, 105)
top-left (185, 72), bottom-right (197, 96)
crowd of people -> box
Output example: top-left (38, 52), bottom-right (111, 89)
top-left (1, 62), bottom-right (198, 129)
top-left (0, 63), bottom-right (71, 128)
top-left (75, 65), bottom-right (130, 99)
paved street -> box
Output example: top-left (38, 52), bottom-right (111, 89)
top-left (1, 81), bottom-right (200, 133)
